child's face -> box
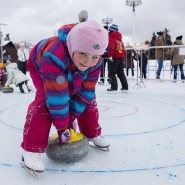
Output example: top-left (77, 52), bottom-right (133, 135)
top-left (73, 51), bottom-right (101, 71)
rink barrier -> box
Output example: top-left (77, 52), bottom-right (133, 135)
top-left (100, 45), bottom-right (185, 82)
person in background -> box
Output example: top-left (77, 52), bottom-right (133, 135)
top-left (124, 42), bottom-right (137, 77)
top-left (98, 25), bottom-right (110, 85)
top-left (4, 61), bottom-right (30, 93)
top-left (138, 50), bottom-right (148, 79)
top-left (17, 42), bottom-right (29, 75)
top-left (21, 20), bottom-right (110, 172)
top-left (155, 31), bottom-right (166, 79)
top-left (78, 10), bottom-right (88, 23)
top-left (107, 24), bottom-right (128, 91)
top-left (166, 35), bottom-right (185, 82)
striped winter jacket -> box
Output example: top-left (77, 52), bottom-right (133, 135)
top-left (28, 23), bottom-right (102, 130)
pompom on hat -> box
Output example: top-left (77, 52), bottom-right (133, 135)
top-left (78, 10), bottom-right (88, 21)
top-left (67, 20), bottom-right (108, 58)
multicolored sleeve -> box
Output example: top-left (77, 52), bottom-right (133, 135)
top-left (41, 44), bottom-right (69, 131)
top-left (69, 61), bottom-right (102, 117)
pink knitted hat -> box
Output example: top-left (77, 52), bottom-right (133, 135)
top-left (67, 20), bottom-right (108, 58)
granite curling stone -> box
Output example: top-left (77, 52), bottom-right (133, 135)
top-left (2, 86), bottom-right (14, 93)
top-left (46, 129), bottom-right (89, 163)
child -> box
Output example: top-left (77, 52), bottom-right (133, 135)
top-left (5, 61), bottom-right (31, 93)
top-left (21, 20), bottom-right (109, 172)
top-left (0, 62), bottom-right (7, 90)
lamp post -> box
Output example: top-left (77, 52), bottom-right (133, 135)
top-left (0, 23), bottom-right (7, 62)
top-left (102, 17), bottom-right (113, 29)
top-left (126, 0), bottom-right (142, 45)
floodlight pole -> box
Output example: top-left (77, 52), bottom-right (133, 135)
top-left (0, 23), bottom-right (7, 63)
top-left (101, 17), bottom-right (113, 83)
top-left (102, 17), bottom-right (113, 29)
top-left (126, 0), bottom-right (142, 45)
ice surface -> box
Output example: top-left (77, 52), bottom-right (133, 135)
top-left (0, 76), bottom-right (185, 185)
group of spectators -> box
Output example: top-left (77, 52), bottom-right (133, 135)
top-left (155, 31), bottom-right (184, 82)
top-left (99, 28), bottom-right (185, 83)
top-left (0, 42), bottom-right (32, 93)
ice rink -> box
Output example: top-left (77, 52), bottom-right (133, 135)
top-left (0, 78), bottom-right (185, 185)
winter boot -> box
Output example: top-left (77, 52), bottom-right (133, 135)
top-left (26, 84), bottom-right (32, 92)
top-left (19, 86), bottom-right (25, 93)
top-left (22, 150), bottom-right (44, 172)
top-left (18, 82), bottom-right (25, 93)
top-left (98, 81), bottom-right (104, 85)
top-left (107, 88), bottom-right (116, 91)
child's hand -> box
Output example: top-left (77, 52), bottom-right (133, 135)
top-left (57, 129), bottom-right (71, 144)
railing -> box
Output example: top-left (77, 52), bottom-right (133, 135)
top-left (125, 45), bottom-right (185, 81)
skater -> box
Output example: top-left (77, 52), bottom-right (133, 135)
top-left (4, 61), bottom-right (30, 93)
top-left (21, 20), bottom-right (109, 174)
top-left (107, 24), bottom-right (128, 91)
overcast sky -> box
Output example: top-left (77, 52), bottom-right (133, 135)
top-left (0, 0), bottom-right (185, 45)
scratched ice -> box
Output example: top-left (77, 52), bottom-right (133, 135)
top-left (0, 74), bottom-right (185, 185)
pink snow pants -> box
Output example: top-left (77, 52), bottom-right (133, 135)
top-left (21, 60), bottom-right (101, 153)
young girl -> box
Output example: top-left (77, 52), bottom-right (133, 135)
top-left (21, 20), bottom-right (109, 172)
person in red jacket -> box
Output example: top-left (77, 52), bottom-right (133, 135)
top-left (107, 24), bottom-right (128, 91)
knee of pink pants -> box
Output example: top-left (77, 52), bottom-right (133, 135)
top-left (77, 98), bottom-right (101, 138)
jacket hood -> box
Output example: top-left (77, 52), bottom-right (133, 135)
top-left (34, 23), bottom-right (76, 70)
top-left (109, 31), bottom-right (122, 41)
top-left (58, 23), bottom-right (76, 43)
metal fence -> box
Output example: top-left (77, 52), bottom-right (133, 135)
top-left (125, 45), bottom-right (185, 81)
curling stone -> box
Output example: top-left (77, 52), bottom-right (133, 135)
top-left (46, 129), bottom-right (89, 163)
top-left (2, 86), bottom-right (14, 93)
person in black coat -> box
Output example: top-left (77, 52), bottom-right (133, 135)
top-left (138, 50), bottom-right (148, 79)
